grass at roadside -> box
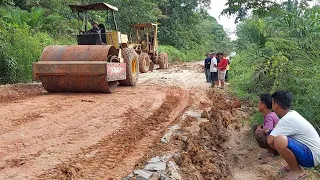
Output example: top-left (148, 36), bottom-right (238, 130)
top-left (159, 45), bottom-right (207, 62)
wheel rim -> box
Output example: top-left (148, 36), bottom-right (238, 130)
top-left (132, 57), bottom-right (137, 76)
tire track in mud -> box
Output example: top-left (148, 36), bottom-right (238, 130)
top-left (37, 88), bottom-right (189, 179)
top-left (0, 87), bottom-right (167, 179)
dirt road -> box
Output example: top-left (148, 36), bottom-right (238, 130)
top-left (0, 62), bottom-right (318, 180)
top-left (0, 62), bottom-right (203, 179)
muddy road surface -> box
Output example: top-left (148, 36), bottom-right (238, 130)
top-left (1, 62), bottom-right (316, 180)
top-left (0, 62), bottom-right (202, 179)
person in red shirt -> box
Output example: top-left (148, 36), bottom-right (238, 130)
top-left (217, 53), bottom-right (228, 89)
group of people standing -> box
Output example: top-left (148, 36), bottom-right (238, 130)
top-left (204, 52), bottom-right (230, 89)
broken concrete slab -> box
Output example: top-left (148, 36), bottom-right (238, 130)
top-left (182, 110), bottom-right (202, 120)
top-left (161, 125), bottom-right (180, 143)
top-left (133, 170), bottom-right (153, 179)
top-left (144, 162), bottom-right (166, 171)
top-left (167, 161), bottom-right (181, 180)
top-left (148, 156), bottom-right (161, 163)
top-left (149, 172), bottom-right (160, 180)
top-left (159, 174), bottom-right (170, 180)
top-left (160, 154), bottom-right (174, 162)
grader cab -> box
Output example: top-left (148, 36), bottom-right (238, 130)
top-left (128, 23), bottom-right (168, 73)
top-left (32, 2), bottom-right (139, 93)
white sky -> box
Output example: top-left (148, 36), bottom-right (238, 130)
top-left (208, 0), bottom-right (237, 40)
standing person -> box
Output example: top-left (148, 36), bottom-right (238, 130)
top-left (253, 93), bottom-right (279, 164)
top-left (216, 53), bottom-right (221, 64)
top-left (267, 90), bottom-right (320, 179)
top-left (210, 52), bottom-right (218, 88)
top-left (204, 53), bottom-right (212, 83)
top-left (225, 57), bottom-right (230, 82)
top-left (217, 53), bottom-right (228, 89)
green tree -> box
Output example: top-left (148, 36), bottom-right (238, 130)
top-left (222, 0), bottom-right (312, 22)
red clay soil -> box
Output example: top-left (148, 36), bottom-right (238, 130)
top-left (0, 83), bottom-right (189, 179)
top-left (174, 90), bottom-right (245, 180)
top-left (0, 83), bottom-right (45, 103)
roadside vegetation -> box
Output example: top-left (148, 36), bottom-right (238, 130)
top-left (225, 0), bottom-right (320, 132)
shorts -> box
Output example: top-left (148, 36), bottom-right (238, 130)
top-left (211, 72), bottom-right (218, 81)
top-left (218, 70), bottom-right (226, 80)
top-left (287, 137), bottom-right (314, 167)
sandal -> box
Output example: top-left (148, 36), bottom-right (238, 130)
top-left (283, 173), bottom-right (308, 180)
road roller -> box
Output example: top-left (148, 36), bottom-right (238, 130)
top-left (32, 2), bottom-right (139, 93)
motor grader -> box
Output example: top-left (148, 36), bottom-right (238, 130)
top-left (32, 2), bottom-right (139, 93)
top-left (128, 23), bottom-right (168, 73)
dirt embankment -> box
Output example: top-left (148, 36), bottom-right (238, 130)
top-left (0, 83), bottom-right (45, 103)
top-left (125, 86), bottom-right (251, 180)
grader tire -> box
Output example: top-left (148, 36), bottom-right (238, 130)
top-left (149, 61), bottom-right (154, 72)
top-left (119, 48), bottom-right (139, 86)
top-left (159, 53), bottom-right (166, 69)
top-left (164, 53), bottom-right (169, 69)
top-left (139, 52), bottom-right (150, 73)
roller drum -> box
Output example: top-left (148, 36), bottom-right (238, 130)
top-left (33, 45), bottom-right (123, 93)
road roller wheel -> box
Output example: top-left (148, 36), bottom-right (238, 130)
top-left (40, 76), bottom-right (118, 93)
top-left (139, 52), bottom-right (150, 73)
top-left (159, 53), bottom-right (166, 69)
top-left (151, 53), bottom-right (159, 64)
top-left (119, 48), bottom-right (139, 86)
top-left (34, 45), bottom-right (120, 93)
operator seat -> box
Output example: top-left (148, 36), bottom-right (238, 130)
top-left (98, 24), bottom-right (107, 44)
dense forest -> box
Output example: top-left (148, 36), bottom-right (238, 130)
top-left (225, 0), bottom-right (320, 131)
top-left (0, 0), bottom-right (231, 84)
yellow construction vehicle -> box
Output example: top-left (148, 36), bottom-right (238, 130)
top-left (32, 2), bottom-right (139, 93)
top-left (128, 23), bottom-right (168, 73)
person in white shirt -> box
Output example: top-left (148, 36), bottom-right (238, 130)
top-left (267, 90), bottom-right (320, 180)
top-left (209, 52), bottom-right (218, 88)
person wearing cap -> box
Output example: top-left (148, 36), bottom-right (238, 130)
top-left (89, 21), bottom-right (100, 33)
top-left (209, 52), bottom-right (218, 87)
top-left (204, 53), bottom-right (212, 83)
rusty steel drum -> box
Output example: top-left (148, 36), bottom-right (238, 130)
top-left (33, 45), bottom-right (126, 93)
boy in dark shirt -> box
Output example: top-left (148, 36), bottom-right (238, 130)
top-left (204, 54), bottom-right (212, 83)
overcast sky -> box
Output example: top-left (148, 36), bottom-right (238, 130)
top-left (208, 0), bottom-right (237, 40)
